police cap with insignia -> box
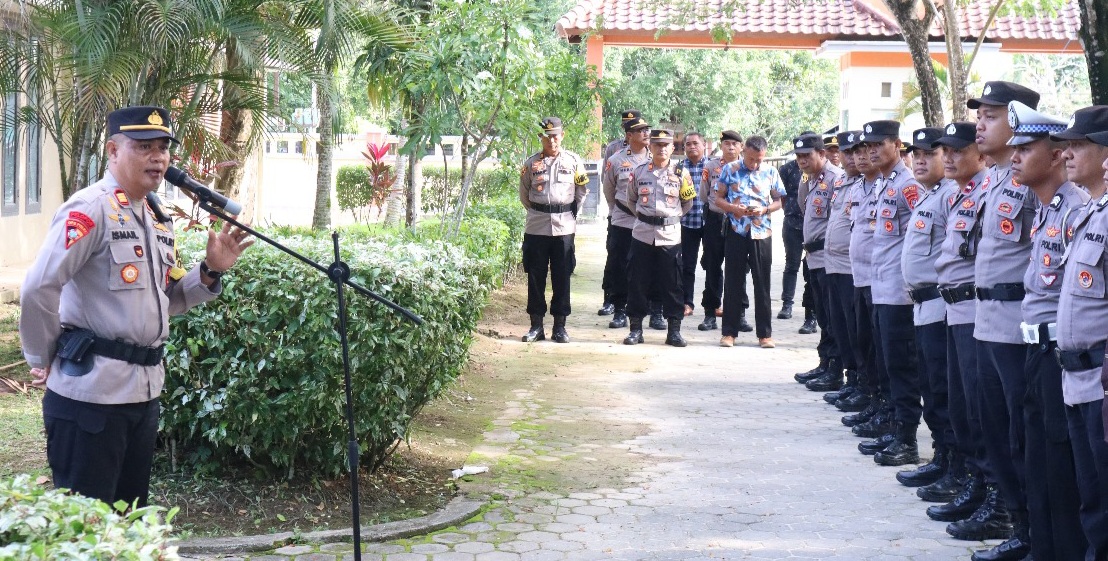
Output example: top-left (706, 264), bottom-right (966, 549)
top-left (859, 120), bottom-right (900, 143)
top-left (838, 130), bottom-right (863, 151)
top-left (1006, 101), bottom-right (1067, 146)
top-left (720, 130), bottom-right (743, 143)
top-left (624, 117), bottom-right (650, 132)
top-left (107, 105), bottom-right (179, 143)
top-left (933, 122), bottom-right (977, 149)
top-left (649, 129), bottom-right (675, 144)
top-left (620, 109), bottom-right (642, 123)
top-left (907, 127), bottom-right (944, 153)
top-left (539, 117), bottom-right (563, 137)
top-left (967, 80), bottom-right (1040, 110)
top-left (824, 135), bottom-right (840, 149)
top-left (1050, 105), bottom-right (1108, 141)
top-left (789, 133), bottom-right (824, 154)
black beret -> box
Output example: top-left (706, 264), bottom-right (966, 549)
top-left (720, 130), bottom-right (743, 143)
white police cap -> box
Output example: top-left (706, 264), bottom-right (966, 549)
top-left (1007, 101), bottom-right (1067, 146)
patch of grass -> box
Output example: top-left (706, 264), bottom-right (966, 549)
top-left (0, 303), bottom-right (24, 370)
top-left (0, 392), bottom-right (48, 478)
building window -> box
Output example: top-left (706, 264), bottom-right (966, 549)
top-left (2, 93), bottom-right (19, 216)
top-left (442, 143), bottom-right (454, 157)
top-left (881, 82), bottom-right (892, 98)
top-left (294, 140), bottom-right (304, 154)
top-left (423, 143), bottom-right (435, 157)
top-left (25, 105), bottom-right (42, 215)
top-left (277, 140), bottom-right (289, 153)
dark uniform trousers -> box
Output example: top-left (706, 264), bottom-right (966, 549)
top-left (977, 340), bottom-right (1029, 522)
top-left (781, 223), bottom-right (803, 306)
top-left (826, 274), bottom-right (859, 372)
top-left (874, 304), bottom-right (921, 426)
top-left (680, 225), bottom-right (703, 309)
top-left (808, 267), bottom-right (839, 364)
top-left (947, 324), bottom-right (990, 478)
top-left (601, 224), bottom-right (633, 309)
top-left (627, 240), bottom-right (684, 321)
top-left (43, 390), bottom-right (160, 508)
top-left (1066, 399), bottom-right (1108, 560)
top-left (722, 229), bottom-right (771, 338)
top-left (1022, 343), bottom-right (1086, 561)
top-left (700, 210), bottom-right (733, 313)
top-left (917, 321), bottom-right (952, 449)
top-left (522, 233), bottom-right (574, 317)
top-left (854, 287), bottom-right (879, 396)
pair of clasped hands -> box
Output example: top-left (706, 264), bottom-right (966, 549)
top-left (729, 203), bottom-right (768, 217)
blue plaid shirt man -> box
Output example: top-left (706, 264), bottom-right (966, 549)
top-left (680, 157), bottom-right (706, 229)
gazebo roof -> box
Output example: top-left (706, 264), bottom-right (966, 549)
top-left (556, 0), bottom-right (1082, 52)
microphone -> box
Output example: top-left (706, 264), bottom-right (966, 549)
top-left (163, 166), bottom-right (243, 215)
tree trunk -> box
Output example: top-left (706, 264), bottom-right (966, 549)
top-left (884, 0), bottom-right (944, 127)
top-left (406, 148), bottom-right (422, 227)
top-left (313, 72), bottom-right (334, 230)
top-left (941, 0), bottom-right (968, 120)
top-left (1078, 0), bottom-right (1108, 104)
top-left (215, 38), bottom-right (252, 208)
top-left (385, 153), bottom-right (406, 226)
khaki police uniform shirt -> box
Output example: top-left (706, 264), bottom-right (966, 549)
top-left (1057, 192), bottom-right (1108, 405)
top-left (871, 161), bottom-right (921, 306)
top-left (518, 150), bottom-right (588, 237)
top-left (627, 159), bottom-right (694, 246)
top-left (603, 137), bottom-right (628, 162)
top-left (1022, 182), bottom-right (1087, 327)
top-left (974, 163), bottom-right (1038, 344)
top-left (935, 169), bottom-right (989, 326)
top-left (849, 177), bottom-right (878, 287)
top-left (701, 157), bottom-right (729, 214)
top-left (902, 179), bottom-right (958, 325)
top-left (604, 148), bottom-right (649, 229)
top-left (824, 175), bottom-right (859, 276)
top-left (20, 171), bottom-right (220, 405)
top-left (800, 161), bottom-right (845, 270)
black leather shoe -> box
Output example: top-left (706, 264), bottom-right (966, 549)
top-left (649, 313), bottom-right (666, 330)
top-left (737, 314), bottom-right (753, 332)
top-left (874, 438), bottom-right (919, 466)
top-left (918, 470), bottom-right (966, 502)
top-left (858, 433), bottom-right (895, 455)
top-left (697, 315), bottom-right (717, 331)
top-left (836, 390), bottom-right (871, 412)
top-left (551, 326), bottom-right (570, 343)
top-left (522, 326), bottom-right (545, 343)
top-left (598, 301), bottom-right (614, 316)
top-left (946, 486), bottom-right (1013, 541)
top-left (665, 331), bottom-right (687, 347)
top-left (842, 398), bottom-right (881, 427)
top-left (798, 318), bottom-right (817, 334)
top-left (609, 311), bottom-right (628, 329)
top-left (777, 303), bottom-right (793, 319)
top-left (794, 365), bottom-right (827, 383)
top-left (970, 533), bottom-right (1031, 561)
top-left (898, 448), bottom-right (946, 487)
top-left (824, 385), bottom-right (854, 404)
top-left (927, 475), bottom-right (985, 522)
top-left (623, 330), bottom-right (644, 345)
top-left (806, 370), bottom-right (844, 392)
top-left (852, 410), bottom-right (893, 438)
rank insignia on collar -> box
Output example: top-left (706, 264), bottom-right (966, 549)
top-left (1012, 178), bottom-right (1022, 188)
top-left (981, 176), bottom-right (991, 190)
top-left (113, 189), bottom-right (130, 207)
top-left (1050, 194), bottom-right (1062, 208)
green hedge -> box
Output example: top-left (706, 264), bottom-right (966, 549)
top-left (421, 165), bottom-right (518, 215)
top-left (0, 475), bottom-right (178, 560)
top-left (162, 231), bottom-right (495, 477)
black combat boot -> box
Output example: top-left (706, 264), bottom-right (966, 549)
top-left (858, 432), bottom-right (896, 455)
top-left (737, 311), bottom-right (753, 332)
top-left (697, 309), bottom-right (717, 331)
top-left (970, 515), bottom-right (1030, 561)
top-left (649, 311), bottom-right (666, 330)
top-left (842, 395), bottom-right (882, 427)
top-left (665, 318), bottom-right (687, 347)
top-left (608, 306), bottom-right (628, 329)
top-left (623, 317), bottom-right (644, 345)
top-left (598, 294), bottom-right (614, 316)
top-left (798, 308), bottom-right (817, 334)
top-left (795, 361), bottom-right (829, 384)
top-left (946, 484), bottom-right (1013, 541)
top-left (522, 314), bottom-right (545, 342)
top-left (551, 316), bottom-right (570, 343)
top-left (927, 474), bottom-right (985, 522)
top-left (917, 453), bottom-right (967, 502)
top-left (777, 302), bottom-right (793, 319)
top-left (806, 362), bottom-right (845, 392)
top-left (824, 370), bottom-right (858, 404)
top-left (897, 445), bottom-right (947, 487)
top-left (874, 422), bottom-right (920, 466)
top-left (852, 403), bottom-right (894, 437)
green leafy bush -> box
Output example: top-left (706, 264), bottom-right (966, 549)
top-left (335, 165), bottom-right (372, 222)
top-left (162, 232), bottom-right (495, 477)
top-left (0, 475), bottom-right (178, 560)
top-left (421, 165), bottom-right (515, 215)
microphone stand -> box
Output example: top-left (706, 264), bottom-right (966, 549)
top-left (181, 191), bottom-right (422, 561)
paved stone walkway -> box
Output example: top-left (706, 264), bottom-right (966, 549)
top-left (182, 221), bottom-right (990, 560)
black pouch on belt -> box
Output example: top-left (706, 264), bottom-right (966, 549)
top-left (56, 328), bottom-right (96, 376)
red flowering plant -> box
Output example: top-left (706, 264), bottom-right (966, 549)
top-left (362, 142), bottom-right (398, 217)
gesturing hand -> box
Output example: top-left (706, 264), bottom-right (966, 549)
top-left (204, 221), bottom-right (254, 273)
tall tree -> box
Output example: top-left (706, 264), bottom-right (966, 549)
top-left (1077, 0), bottom-right (1108, 104)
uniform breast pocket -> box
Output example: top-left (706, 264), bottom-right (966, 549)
top-left (1072, 245), bottom-right (1106, 298)
top-left (909, 219), bottom-right (934, 254)
top-left (989, 199), bottom-right (1025, 241)
top-left (878, 217), bottom-right (901, 237)
top-left (109, 241), bottom-right (149, 290)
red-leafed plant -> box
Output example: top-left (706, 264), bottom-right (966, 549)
top-left (362, 142), bottom-right (398, 217)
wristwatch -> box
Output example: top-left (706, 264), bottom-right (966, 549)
top-left (199, 260), bottom-right (224, 280)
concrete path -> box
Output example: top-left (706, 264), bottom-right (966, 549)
top-left (181, 220), bottom-right (991, 561)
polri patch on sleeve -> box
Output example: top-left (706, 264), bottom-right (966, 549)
top-left (64, 211), bottom-right (96, 249)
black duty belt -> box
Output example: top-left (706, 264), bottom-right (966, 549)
top-left (638, 214), bottom-right (681, 226)
top-left (531, 202), bottom-right (573, 214)
top-left (59, 326), bottom-right (164, 367)
top-left (975, 283), bottom-right (1026, 302)
top-left (614, 200), bottom-right (635, 217)
top-left (909, 285), bottom-right (942, 304)
top-left (940, 283), bottom-right (976, 304)
top-left (803, 239), bottom-right (825, 252)
top-left (1055, 342), bottom-right (1106, 371)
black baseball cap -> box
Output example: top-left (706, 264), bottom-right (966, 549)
top-left (1051, 106), bottom-right (1108, 141)
top-left (107, 106), bottom-right (179, 143)
top-left (859, 120), bottom-right (900, 143)
top-left (967, 81), bottom-right (1040, 110)
top-left (933, 122), bottom-right (977, 149)
top-left (907, 127), bottom-right (944, 152)
top-left (789, 133), bottom-right (824, 154)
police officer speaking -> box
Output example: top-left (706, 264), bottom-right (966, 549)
top-left (20, 106), bottom-right (254, 508)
